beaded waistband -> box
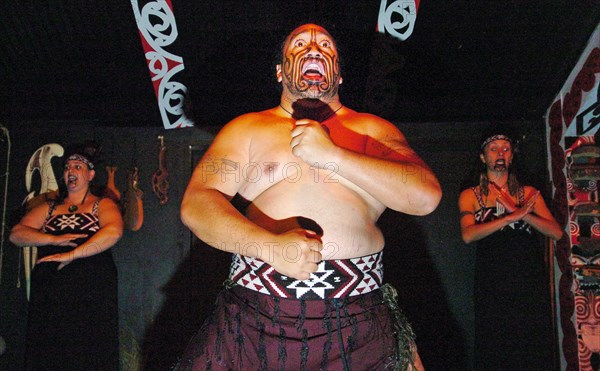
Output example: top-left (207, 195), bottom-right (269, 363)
top-left (228, 252), bottom-right (383, 300)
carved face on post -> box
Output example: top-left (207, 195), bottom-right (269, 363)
top-left (576, 290), bottom-right (600, 353)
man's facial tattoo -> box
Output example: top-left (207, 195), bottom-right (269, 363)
top-left (282, 27), bottom-right (340, 99)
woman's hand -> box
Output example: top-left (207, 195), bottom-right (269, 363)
top-left (490, 182), bottom-right (517, 212)
top-left (51, 233), bottom-right (88, 247)
top-left (37, 252), bottom-right (75, 270)
top-left (491, 182), bottom-right (539, 216)
top-left (503, 191), bottom-right (539, 223)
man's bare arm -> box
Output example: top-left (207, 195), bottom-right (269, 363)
top-left (180, 117), bottom-right (322, 280)
top-left (291, 114), bottom-right (441, 215)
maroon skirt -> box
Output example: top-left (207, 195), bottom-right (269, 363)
top-left (175, 282), bottom-right (416, 371)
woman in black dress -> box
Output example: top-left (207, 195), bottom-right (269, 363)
top-left (458, 133), bottom-right (563, 370)
top-left (10, 143), bottom-right (123, 370)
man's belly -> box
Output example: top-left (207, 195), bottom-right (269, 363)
top-left (244, 179), bottom-right (385, 260)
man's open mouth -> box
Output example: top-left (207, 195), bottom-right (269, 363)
top-left (302, 60), bottom-right (325, 82)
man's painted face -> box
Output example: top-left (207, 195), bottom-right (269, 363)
top-left (280, 24), bottom-right (341, 99)
top-left (481, 140), bottom-right (513, 172)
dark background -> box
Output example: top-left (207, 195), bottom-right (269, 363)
top-left (0, 1), bottom-right (598, 370)
top-left (0, 1), bottom-right (599, 126)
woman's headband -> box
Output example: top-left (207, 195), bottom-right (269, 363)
top-left (481, 134), bottom-right (512, 150)
top-left (66, 154), bottom-right (94, 169)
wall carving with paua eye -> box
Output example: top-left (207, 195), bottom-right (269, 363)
top-left (547, 23), bottom-right (600, 371)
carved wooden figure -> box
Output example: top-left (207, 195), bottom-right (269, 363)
top-left (151, 135), bottom-right (169, 205)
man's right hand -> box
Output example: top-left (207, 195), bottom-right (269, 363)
top-left (272, 229), bottom-right (323, 280)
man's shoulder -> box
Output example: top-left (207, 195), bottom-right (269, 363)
top-left (340, 109), bottom-right (401, 137)
top-left (210, 108), bottom-right (293, 154)
top-left (339, 107), bottom-right (386, 124)
top-left (224, 108), bottom-right (281, 129)
top-left (340, 108), bottom-right (381, 121)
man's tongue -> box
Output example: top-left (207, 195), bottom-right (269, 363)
top-left (303, 69), bottom-right (323, 82)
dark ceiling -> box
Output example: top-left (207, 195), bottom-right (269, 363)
top-left (1, 1), bottom-right (599, 129)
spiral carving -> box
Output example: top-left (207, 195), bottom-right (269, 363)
top-left (571, 221), bottom-right (580, 236)
top-left (576, 294), bottom-right (591, 320)
top-left (592, 223), bottom-right (600, 237)
top-left (131, 0), bottom-right (193, 129)
top-left (377, 0), bottom-right (418, 41)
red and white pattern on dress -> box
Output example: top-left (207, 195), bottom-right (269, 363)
top-left (46, 213), bottom-right (99, 233)
top-left (229, 252), bottom-right (384, 300)
top-left (43, 200), bottom-right (101, 234)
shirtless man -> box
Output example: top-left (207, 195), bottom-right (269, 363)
top-left (177, 23), bottom-right (441, 371)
